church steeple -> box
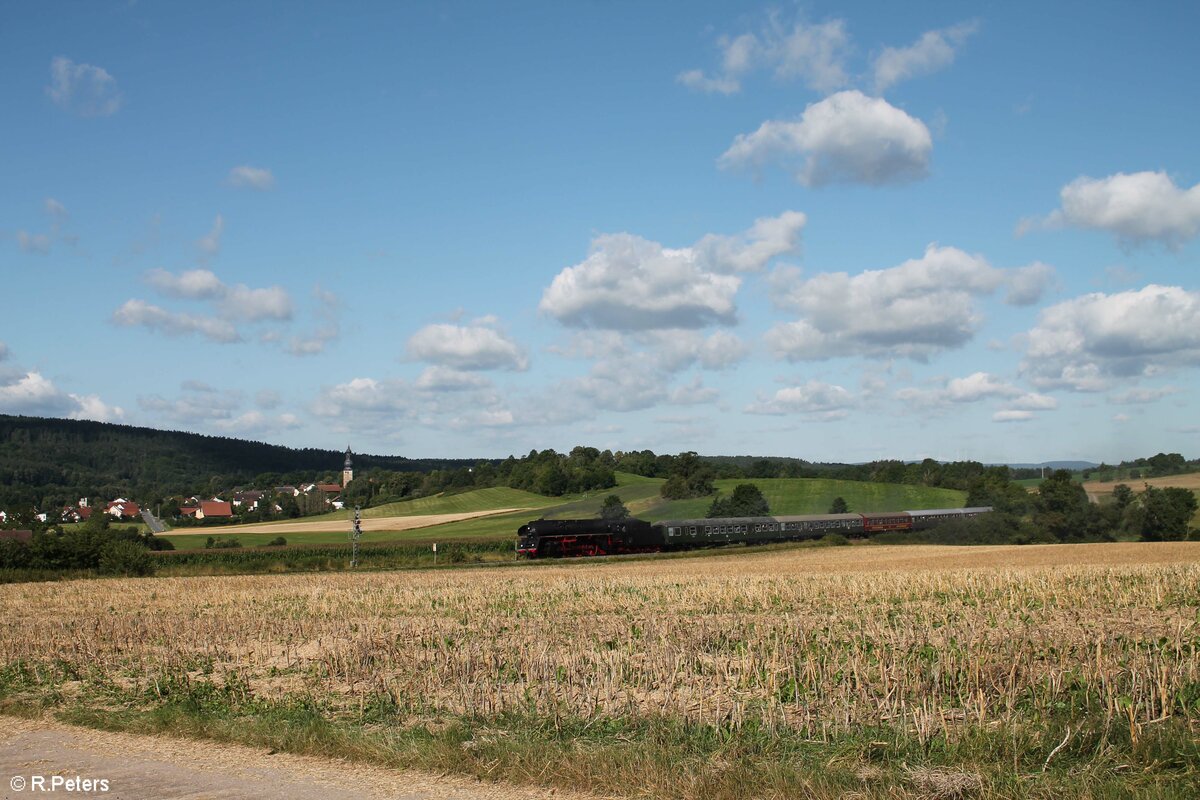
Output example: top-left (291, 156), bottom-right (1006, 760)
top-left (342, 446), bottom-right (354, 487)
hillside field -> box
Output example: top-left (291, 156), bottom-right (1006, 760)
top-left (161, 475), bottom-right (966, 550)
top-left (2, 541), bottom-right (1195, 799)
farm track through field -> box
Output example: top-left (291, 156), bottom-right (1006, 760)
top-left (170, 508), bottom-right (529, 535)
top-left (0, 715), bottom-right (599, 800)
top-left (1084, 472), bottom-right (1200, 494)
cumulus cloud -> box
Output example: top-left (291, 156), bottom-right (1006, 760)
top-left (227, 165), bottom-right (276, 190)
top-left (872, 21), bottom-right (979, 92)
top-left (565, 359), bottom-right (670, 413)
top-left (678, 15), bottom-right (851, 94)
top-left (1021, 285), bottom-right (1200, 390)
top-left (0, 371), bottom-right (123, 422)
top-left (1004, 262), bottom-right (1056, 306)
top-left (415, 366), bottom-right (493, 392)
top-left (1027, 171), bottom-right (1200, 247)
top-left (541, 212), bottom-right (803, 330)
top-left (112, 299), bottom-right (241, 343)
top-left (47, 56), bottom-right (122, 117)
top-left (745, 380), bottom-right (856, 419)
top-left (144, 268), bottom-right (292, 322)
top-left (406, 322), bottom-right (528, 371)
top-left (719, 91), bottom-right (932, 186)
top-left (894, 374), bottom-right (1057, 420)
top-left (766, 244), bottom-right (1021, 361)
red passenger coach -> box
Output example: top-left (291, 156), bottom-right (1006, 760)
top-left (859, 511), bottom-right (913, 533)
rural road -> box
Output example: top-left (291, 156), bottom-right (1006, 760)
top-left (0, 716), bottom-right (597, 800)
top-left (139, 509), bottom-right (165, 534)
top-left (172, 508), bottom-right (529, 536)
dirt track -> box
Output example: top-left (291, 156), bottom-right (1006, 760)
top-left (169, 508), bottom-right (527, 536)
top-left (1083, 473), bottom-right (1200, 495)
top-left (0, 715), bottom-right (598, 800)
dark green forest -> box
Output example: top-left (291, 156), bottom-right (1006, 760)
top-left (0, 414), bottom-right (473, 510)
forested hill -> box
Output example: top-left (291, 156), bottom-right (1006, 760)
top-left (0, 415), bottom-right (475, 509)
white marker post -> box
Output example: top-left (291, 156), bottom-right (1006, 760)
top-left (433, 542), bottom-right (437, 565)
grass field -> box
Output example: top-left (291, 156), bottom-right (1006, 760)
top-left (163, 475), bottom-right (968, 551)
top-left (1, 542), bottom-right (1196, 799)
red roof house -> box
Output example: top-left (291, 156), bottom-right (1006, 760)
top-left (196, 501), bottom-right (233, 520)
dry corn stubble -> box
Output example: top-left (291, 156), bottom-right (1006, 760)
top-left (1, 542), bottom-right (1198, 740)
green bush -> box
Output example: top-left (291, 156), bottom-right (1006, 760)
top-left (98, 540), bottom-right (155, 576)
top-left (265, 536), bottom-right (287, 547)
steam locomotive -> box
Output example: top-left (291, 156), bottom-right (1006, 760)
top-left (516, 507), bottom-right (993, 558)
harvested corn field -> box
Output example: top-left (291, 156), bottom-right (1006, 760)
top-left (2, 542), bottom-right (1198, 798)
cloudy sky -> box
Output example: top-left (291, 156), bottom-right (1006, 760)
top-left (3, 2), bottom-right (1199, 463)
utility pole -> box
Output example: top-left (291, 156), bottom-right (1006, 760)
top-left (350, 505), bottom-right (362, 567)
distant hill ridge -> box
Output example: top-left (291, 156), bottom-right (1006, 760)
top-left (0, 414), bottom-right (476, 509)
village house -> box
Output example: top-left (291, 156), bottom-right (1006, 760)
top-left (105, 499), bottom-right (141, 519)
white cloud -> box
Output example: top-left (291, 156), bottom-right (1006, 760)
top-left (746, 380), bottom-right (856, 419)
top-left (140, 384), bottom-right (299, 435)
top-left (633, 330), bottom-right (750, 372)
top-left (1031, 171), bottom-right (1200, 247)
top-left (286, 286), bottom-right (340, 356)
top-left (212, 411), bottom-right (302, 434)
top-left (415, 366), bottom-right (493, 392)
top-left (667, 375), bottom-right (721, 406)
top-left (227, 165), bottom-right (276, 190)
top-left (0, 371), bottom-right (123, 422)
top-left (47, 56), bottom-right (122, 117)
top-left (16, 231), bottom-right (51, 254)
top-left (678, 15), bottom-right (850, 95)
top-left (541, 212), bottom-right (803, 330)
top-left (894, 372), bottom-right (1027, 411)
top-left (198, 215), bottom-right (224, 259)
top-left (147, 268), bottom-right (225, 300)
top-left (766, 244), bottom-right (1012, 361)
top-left (1021, 285), bottom-right (1200, 390)
top-left (313, 375), bottom-right (510, 438)
top-left (693, 210), bottom-right (807, 274)
top-left (992, 410), bottom-right (1033, 423)
top-left (112, 299), bottom-right (241, 343)
top-left (872, 21), bottom-right (979, 92)
top-left (1004, 262), bottom-right (1056, 306)
top-left (677, 69), bottom-right (740, 95)
top-left (406, 322), bottom-right (528, 371)
top-left (719, 91), bottom-right (932, 186)
top-left (1108, 386), bottom-right (1180, 405)
top-left (565, 359), bottom-right (669, 413)
top-left (144, 268), bottom-right (292, 322)
top-left (1005, 392), bottom-right (1058, 411)
top-left (313, 377), bottom-right (415, 419)
top-left (68, 394), bottom-right (125, 423)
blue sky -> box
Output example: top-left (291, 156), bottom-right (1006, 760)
top-left (3, 1), bottom-right (1199, 463)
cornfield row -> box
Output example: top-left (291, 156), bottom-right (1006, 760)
top-left (2, 544), bottom-right (1198, 741)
